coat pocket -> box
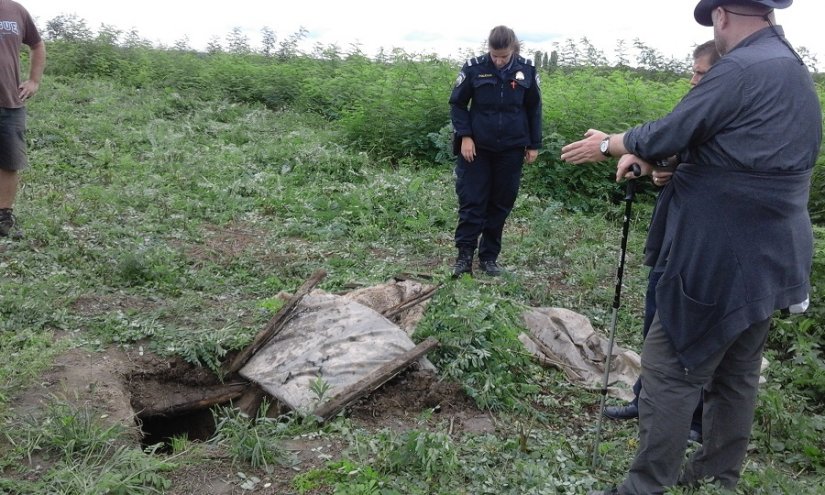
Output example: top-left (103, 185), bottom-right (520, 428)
top-left (655, 273), bottom-right (719, 353)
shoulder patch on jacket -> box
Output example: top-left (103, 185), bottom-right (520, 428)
top-left (469, 54), bottom-right (489, 67)
top-left (454, 71), bottom-right (466, 87)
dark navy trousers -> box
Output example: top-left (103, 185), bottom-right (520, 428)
top-left (453, 148), bottom-right (523, 261)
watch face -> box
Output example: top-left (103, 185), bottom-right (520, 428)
top-left (600, 139), bottom-right (609, 154)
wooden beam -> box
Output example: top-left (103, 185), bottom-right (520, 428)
top-left (138, 383), bottom-right (247, 418)
top-left (235, 383), bottom-right (267, 417)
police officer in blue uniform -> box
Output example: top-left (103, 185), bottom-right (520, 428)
top-left (449, 25), bottom-right (542, 278)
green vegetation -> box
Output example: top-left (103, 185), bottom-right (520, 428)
top-left (0, 20), bottom-right (822, 494)
top-left (1, 401), bottom-right (175, 494)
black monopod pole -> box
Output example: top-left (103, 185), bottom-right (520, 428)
top-left (591, 163), bottom-right (640, 468)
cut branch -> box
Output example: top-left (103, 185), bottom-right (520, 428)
top-left (522, 331), bottom-right (589, 380)
top-left (381, 284), bottom-right (441, 319)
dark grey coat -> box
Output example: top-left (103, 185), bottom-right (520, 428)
top-left (624, 26), bottom-right (822, 370)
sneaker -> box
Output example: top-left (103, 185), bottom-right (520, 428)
top-left (479, 260), bottom-right (502, 276)
top-left (0, 209), bottom-right (22, 240)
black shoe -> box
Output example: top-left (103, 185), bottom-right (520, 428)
top-left (0, 209), bottom-right (22, 240)
top-left (451, 248), bottom-right (474, 278)
top-left (603, 403), bottom-right (638, 420)
top-left (688, 427), bottom-right (703, 444)
top-left (479, 259), bottom-right (502, 276)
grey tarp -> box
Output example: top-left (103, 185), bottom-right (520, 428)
top-left (239, 281), bottom-right (435, 413)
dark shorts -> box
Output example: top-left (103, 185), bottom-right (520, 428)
top-left (0, 107), bottom-right (27, 171)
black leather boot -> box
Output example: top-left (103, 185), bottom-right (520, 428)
top-left (479, 259), bottom-right (502, 276)
top-left (451, 247), bottom-right (474, 278)
top-left (602, 403), bottom-right (639, 420)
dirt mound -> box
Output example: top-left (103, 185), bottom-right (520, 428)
top-left (347, 368), bottom-right (494, 435)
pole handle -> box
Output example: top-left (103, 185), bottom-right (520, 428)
top-left (625, 163), bottom-right (641, 201)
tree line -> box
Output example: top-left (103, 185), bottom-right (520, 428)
top-left (34, 13), bottom-right (824, 220)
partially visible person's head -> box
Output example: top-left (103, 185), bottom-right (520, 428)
top-left (487, 25), bottom-right (519, 69)
top-left (690, 40), bottom-right (721, 86)
top-left (694, 0), bottom-right (790, 54)
top-left (693, 0), bottom-right (790, 27)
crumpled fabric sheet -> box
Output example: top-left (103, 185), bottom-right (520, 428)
top-left (520, 307), bottom-right (641, 402)
top-left (520, 307), bottom-right (770, 401)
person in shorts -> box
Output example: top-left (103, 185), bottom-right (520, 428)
top-left (0, 0), bottom-right (46, 239)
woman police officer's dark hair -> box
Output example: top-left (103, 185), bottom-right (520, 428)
top-left (487, 25), bottom-right (520, 53)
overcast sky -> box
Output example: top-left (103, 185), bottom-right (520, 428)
top-left (28, 0), bottom-right (825, 67)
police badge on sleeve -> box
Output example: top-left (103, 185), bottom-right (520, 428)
top-left (454, 71), bottom-right (466, 87)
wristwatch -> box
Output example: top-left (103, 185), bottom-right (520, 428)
top-left (599, 135), bottom-right (611, 157)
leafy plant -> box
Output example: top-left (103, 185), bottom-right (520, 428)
top-left (309, 376), bottom-right (333, 405)
top-left (1, 400), bottom-right (174, 494)
top-left (293, 459), bottom-right (387, 495)
top-left (41, 444), bottom-right (174, 495)
top-left (415, 281), bottom-right (543, 413)
top-left (209, 405), bottom-right (293, 470)
top-left (379, 428), bottom-right (458, 479)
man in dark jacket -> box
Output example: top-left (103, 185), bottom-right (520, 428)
top-left (448, 25), bottom-right (542, 278)
top-left (561, 1), bottom-right (821, 493)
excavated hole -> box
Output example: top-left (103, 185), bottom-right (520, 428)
top-left (126, 361), bottom-right (247, 451)
top-left (138, 409), bottom-right (217, 449)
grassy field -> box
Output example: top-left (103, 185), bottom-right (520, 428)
top-left (0, 76), bottom-right (822, 494)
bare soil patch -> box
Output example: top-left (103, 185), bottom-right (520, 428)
top-left (5, 343), bottom-right (484, 494)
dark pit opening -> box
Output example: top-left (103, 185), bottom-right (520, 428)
top-left (127, 362), bottom-right (249, 452)
top-left (138, 408), bottom-right (219, 450)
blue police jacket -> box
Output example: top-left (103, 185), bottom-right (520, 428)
top-left (449, 54), bottom-right (542, 153)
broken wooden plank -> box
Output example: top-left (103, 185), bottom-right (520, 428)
top-left (228, 269), bottom-right (327, 374)
top-left (234, 383), bottom-right (267, 417)
top-left (381, 284), bottom-right (441, 319)
top-left (311, 337), bottom-right (439, 421)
